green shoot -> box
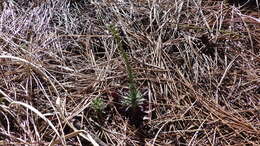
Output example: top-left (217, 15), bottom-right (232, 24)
top-left (108, 24), bottom-right (143, 109)
top-left (91, 97), bottom-right (105, 114)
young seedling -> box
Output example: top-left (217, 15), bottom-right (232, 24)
top-left (108, 24), bottom-right (143, 110)
top-left (91, 97), bottom-right (105, 115)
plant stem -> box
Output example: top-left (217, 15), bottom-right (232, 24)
top-left (108, 25), bottom-right (139, 107)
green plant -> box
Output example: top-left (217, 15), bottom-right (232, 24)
top-left (91, 97), bottom-right (105, 114)
top-left (108, 24), bottom-right (143, 109)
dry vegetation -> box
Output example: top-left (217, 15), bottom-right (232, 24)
top-left (0, 0), bottom-right (259, 145)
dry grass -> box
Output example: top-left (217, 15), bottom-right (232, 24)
top-left (0, 0), bottom-right (259, 145)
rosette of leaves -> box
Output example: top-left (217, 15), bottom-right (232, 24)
top-left (91, 97), bottom-right (105, 115)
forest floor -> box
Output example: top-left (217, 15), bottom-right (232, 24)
top-left (0, 0), bottom-right (259, 145)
